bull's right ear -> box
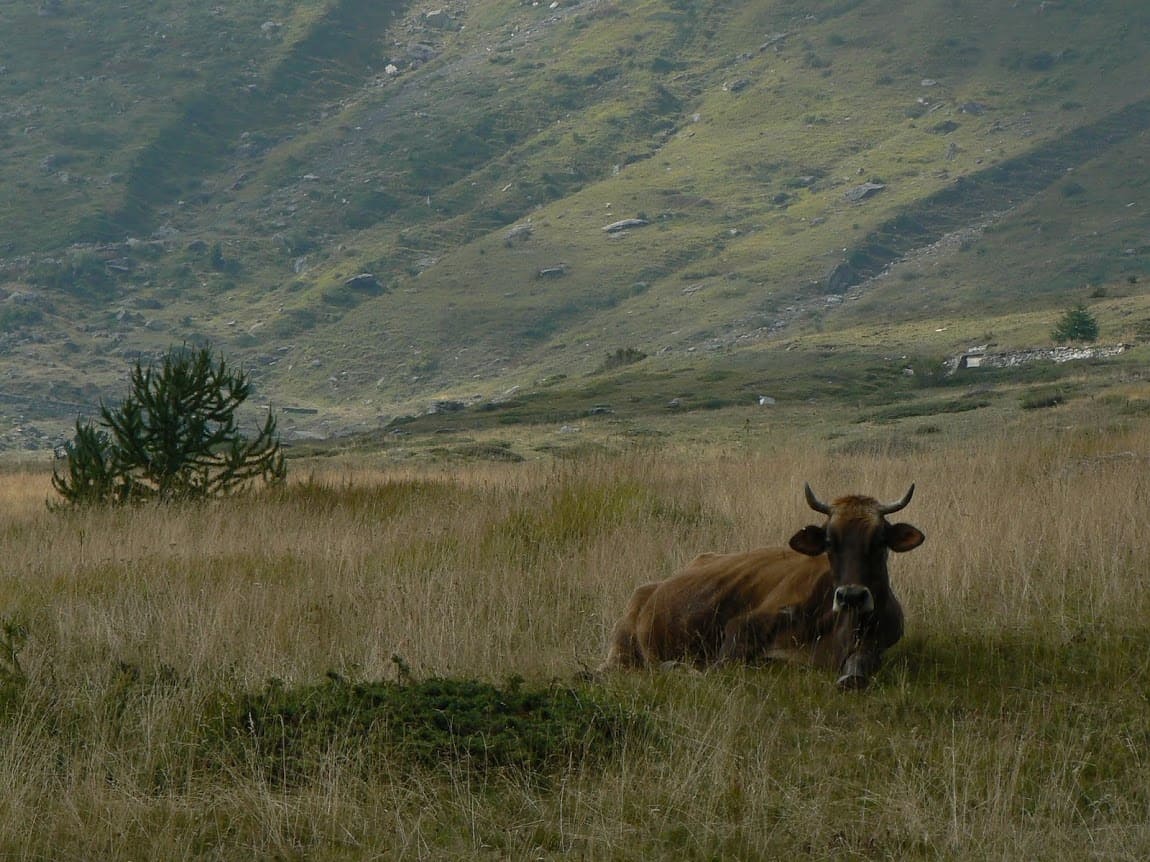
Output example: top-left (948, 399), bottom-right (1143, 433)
top-left (789, 525), bottom-right (826, 556)
top-left (886, 522), bottom-right (925, 552)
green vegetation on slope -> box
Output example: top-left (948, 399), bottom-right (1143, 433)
top-left (1, 0), bottom-right (1148, 446)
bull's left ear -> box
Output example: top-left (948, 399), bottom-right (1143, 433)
top-left (789, 525), bottom-right (827, 556)
top-left (885, 523), bottom-right (925, 552)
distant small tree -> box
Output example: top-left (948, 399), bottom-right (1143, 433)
top-left (595, 347), bottom-right (648, 374)
top-left (52, 345), bottom-right (285, 507)
top-left (1052, 303), bottom-right (1099, 343)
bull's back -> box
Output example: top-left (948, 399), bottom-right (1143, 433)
top-left (636, 546), bottom-right (828, 663)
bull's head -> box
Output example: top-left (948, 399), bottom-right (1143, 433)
top-left (789, 483), bottom-right (925, 689)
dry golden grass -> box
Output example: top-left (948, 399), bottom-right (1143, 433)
top-left (0, 415), bottom-right (1149, 859)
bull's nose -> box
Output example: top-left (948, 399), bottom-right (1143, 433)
top-left (833, 585), bottom-right (874, 613)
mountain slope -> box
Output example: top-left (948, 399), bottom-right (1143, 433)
top-left (1, 0), bottom-right (1148, 448)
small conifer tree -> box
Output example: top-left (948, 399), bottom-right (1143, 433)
top-left (1051, 303), bottom-right (1099, 343)
top-left (52, 345), bottom-right (285, 506)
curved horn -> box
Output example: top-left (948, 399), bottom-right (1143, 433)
top-left (803, 482), bottom-right (832, 515)
top-left (878, 483), bottom-right (915, 516)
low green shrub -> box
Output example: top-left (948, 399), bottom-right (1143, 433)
top-left (595, 347), bottom-right (648, 374)
top-left (1021, 389), bottom-right (1066, 410)
top-left (861, 398), bottom-right (990, 423)
top-left (214, 661), bottom-right (650, 784)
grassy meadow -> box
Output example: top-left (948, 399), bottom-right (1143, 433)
top-left (1, 413), bottom-right (1149, 859)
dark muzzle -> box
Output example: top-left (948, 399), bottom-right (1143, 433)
top-left (833, 585), bottom-right (874, 614)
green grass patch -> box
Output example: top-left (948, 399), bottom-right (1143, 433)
top-left (485, 473), bottom-right (707, 561)
top-left (860, 397), bottom-right (991, 423)
top-left (214, 663), bottom-right (651, 784)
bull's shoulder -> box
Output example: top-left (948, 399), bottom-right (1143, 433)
top-left (754, 562), bottom-right (833, 615)
top-left (684, 551), bottom-right (723, 567)
top-left (681, 545), bottom-right (799, 572)
top-left (679, 546), bottom-right (821, 581)
top-left (660, 546), bottom-right (827, 610)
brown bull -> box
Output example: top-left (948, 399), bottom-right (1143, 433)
top-left (601, 484), bottom-right (925, 688)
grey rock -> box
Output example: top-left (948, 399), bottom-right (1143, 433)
top-left (344, 273), bottom-right (385, 294)
top-left (826, 262), bottom-right (860, 293)
top-left (602, 218), bottom-right (649, 234)
top-left (424, 9), bottom-right (456, 29)
top-left (505, 223), bottom-right (533, 244)
top-left (843, 182), bottom-right (885, 202)
top-left (408, 42), bottom-right (439, 64)
top-left (759, 32), bottom-right (791, 51)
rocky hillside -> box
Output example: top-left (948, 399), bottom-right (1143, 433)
top-left (1, 0), bottom-right (1148, 450)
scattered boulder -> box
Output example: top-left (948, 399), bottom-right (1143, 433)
top-left (505, 223), bottom-right (533, 244)
top-left (826, 262), bottom-right (860, 293)
top-left (344, 273), bottom-right (385, 294)
top-left (602, 218), bottom-right (649, 234)
top-left (236, 132), bottom-right (274, 159)
top-left (759, 32), bottom-right (791, 51)
top-left (114, 308), bottom-right (144, 326)
top-left (408, 42), bottom-right (439, 65)
top-left (423, 9), bottom-right (456, 29)
top-left (843, 182), bottom-right (885, 203)
top-left (725, 78), bottom-right (751, 93)
top-left (536, 264), bottom-right (569, 278)
top-left (960, 101), bottom-right (988, 116)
